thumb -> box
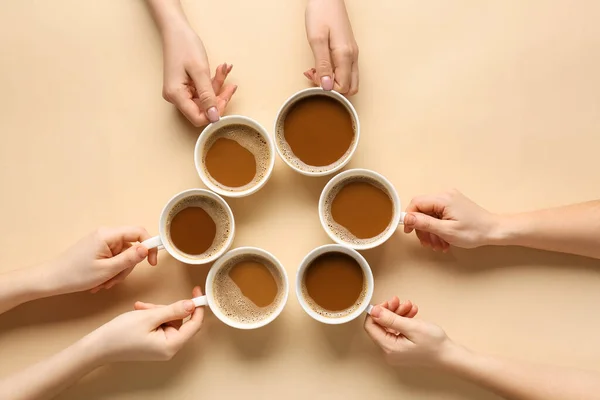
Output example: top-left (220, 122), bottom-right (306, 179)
top-left (310, 37), bottom-right (334, 90)
top-left (149, 300), bottom-right (195, 325)
top-left (404, 212), bottom-right (448, 237)
top-left (370, 305), bottom-right (418, 337)
top-left (102, 245), bottom-right (147, 273)
top-left (188, 67), bottom-right (219, 123)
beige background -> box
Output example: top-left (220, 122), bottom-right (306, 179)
top-left (1, 1), bottom-right (600, 399)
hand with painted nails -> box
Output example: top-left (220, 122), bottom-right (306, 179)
top-left (304, 0), bottom-right (359, 96)
top-left (50, 226), bottom-right (158, 295)
top-left (88, 287), bottom-right (204, 363)
top-left (403, 189), bottom-right (498, 252)
top-left (147, 0), bottom-right (236, 126)
top-left (364, 297), bottom-right (451, 367)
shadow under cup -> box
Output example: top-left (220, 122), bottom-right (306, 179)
top-left (274, 88), bottom-right (360, 176)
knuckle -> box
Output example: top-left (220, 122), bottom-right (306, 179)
top-left (336, 45), bottom-right (355, 58)
top-left (196, 90), bottom-right (213, 106)
top-left (162, 86), bottom-right (178, 102)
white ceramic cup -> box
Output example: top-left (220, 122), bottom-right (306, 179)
top-left (195, 115), bottom-right (275, 198)
top-left (191, 247), bottom-right (289, 330)
top-left (296, 244), bottom-right (374, 325)
top-left (142, 189), bottom-right (235, 265)
top-left (273, 87), bottom-right (360, 177)
top-left (319, 168), bottom-right (406, 251)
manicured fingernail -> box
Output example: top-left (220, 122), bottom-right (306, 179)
top-left (321, 76), bottom-right (333, 91)
top-left (232, 85), bottom-right (238, 95)
top-left (227, 64), bottom-right (233, 73)
top-left (207, 107), bottom-right (219, 123)
top-left (136, 245), bottom-right (147, 258)
top-left (371, 305), bottom-right (382, 318)
top-left (404, 213), bottom-right (416, 226)
top-left (183, 300), bottom-right (195, 312)
top-left (221, 63), bottom-right (228, 74)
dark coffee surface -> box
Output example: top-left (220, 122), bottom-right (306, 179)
top-left (228, 259), bottom-right (278, 307)
top-left (283, 96), bottom-right (354, 166)
top-left (205, 136), bottom-right (257, 187)
top-left (169, 206), bottom-right (216, 255)
top-left (331, 180), bottom-right (393, 239)
top-left (304, 252), bottom-right (364, 311)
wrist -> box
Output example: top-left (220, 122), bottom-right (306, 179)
top-left (484, 214), bottom-right (521, 246)
top-left (437, 340), bottom-right (472, 372)
top-left (147, 0), bottom-right (190, 36)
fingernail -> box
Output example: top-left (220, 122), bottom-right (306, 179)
top-left (207, 107), bottom-right (219, 123)
top-left (221, 63), bottom-right (227, 74)
top-left (321, 76), bottom-right (333, 91)
top-left (404, 213), bottom-right (416, 226)
top-left (232, 85), bottom-right (238, 95)
top-left (183, 300), bottom-right (195, 312)
top-left (136, 245), bottom-right (147, 258)
top-left (227, 64), bottom-right (233, 73)
top-left (371, 305), bottom-right (382, 318)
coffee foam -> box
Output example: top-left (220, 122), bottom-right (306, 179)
top-left (275, 94), bottom-right (357, 173)
top-left (322, 176), bottom-right (396, 246)
top-left (165, 195), bottom-right (231, 260)
top-left (202, 124), bottom-right (271, 192)
top-left (212, 255), bottom-right (285, 325)
top-left (301, 254), bottom-right (368, 318)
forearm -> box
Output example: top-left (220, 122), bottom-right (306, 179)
top-left (489, 201), bottom-right (600, 259)
top-left (146, 0), bottom-right (190, 35)
top-left (441, 343), bottom-right (600, 400)
top-left (0, 264), bottom-right (58, 314)
top-left (0, 335), bottom-right (104, 400)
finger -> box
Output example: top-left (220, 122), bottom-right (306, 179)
top-left (370, 305), bottom-right (418, 337)
top-left (171, 289), bottom-right (205, 347)
top-left (394, 300), bottom-right (414, 317)
top-left (100, 244), bottom-right (148, 274)
top-left (441, 239), bottom-right (450, 253)
top-left (192, 285), bottom-right (202, 298)
top-left (364, 314), bottom-right (390, 346)
top-left (348, 62), bottom-right (359, 96)
top-left (150, 299), bottom-right (195, 325)
top-left (187, 66), bottom-right (219, 123)
top-left (212, 84), bottom-right (237, 116)
top-left (406, 304), bottom-right (419, 319)
top-left (405, 212), bottom-right (450, 238)
top-left (211, 63), bottom-right (231, 93)
top-left (134, 301), bottom-right (161, 311)
top-left (309, 36), bottom-right (334, 90)
top-left (387, 296), bottom-right (400, 311)
top-left (172, 94), bottom-right (209, 127)
top-left (416, 230), bottom-right (432, 247)
top-left (331, 49), bottom-right (353, 94)
top-left (405, 195), bottom-right (447, 216)
top-left (429, 233), bottom-right (444, 252)
top-left (101, 226), bottom-right (153, 247)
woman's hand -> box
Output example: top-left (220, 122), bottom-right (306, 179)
top-left (304, 0), bottom-right (359, 96)
top-left (89, 286), bottom-right (204, 363)
top-left (45, 226), bottom-right (158, 295)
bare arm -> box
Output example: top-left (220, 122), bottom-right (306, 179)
top-left (0, 336), bottom-right (102, 400)
top-left (403, 190), bottom-right (600, 259)
top-left (491, 201), bottom-right (600, 259)
top-left (443, 344), bottom-right (600, 400)
top-left (0, 264), bottom-right (56, 314)
top-left (364, 301), bottom-right (600, 400)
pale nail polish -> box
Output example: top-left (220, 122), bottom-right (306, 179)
top-left (207, 107), bottom-right (219, 123)
top-left (321, 76), bottom-right (333, 91)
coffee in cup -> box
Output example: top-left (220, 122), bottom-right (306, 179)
top-left (192, 247), bottom-right (289, 329)
top-left (142, 189), bottom-right (235, 265)
top-left (195, 115), bottom-right (275, 198)
top-left (274, 88), bottom-right (360, 176)
top-left (319, 169), bottom-right (406, 250)
top-left (296, 244), bottom-right (373, 324)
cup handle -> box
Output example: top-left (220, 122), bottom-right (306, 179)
top-left (366, 304), bottom-right (374, 315)
top-left (192, 295), bottom-right (208, 307)
top-left (398, 211), bottom-right (407, 225)
top-left (142, 236), bottom-right (163, 250)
